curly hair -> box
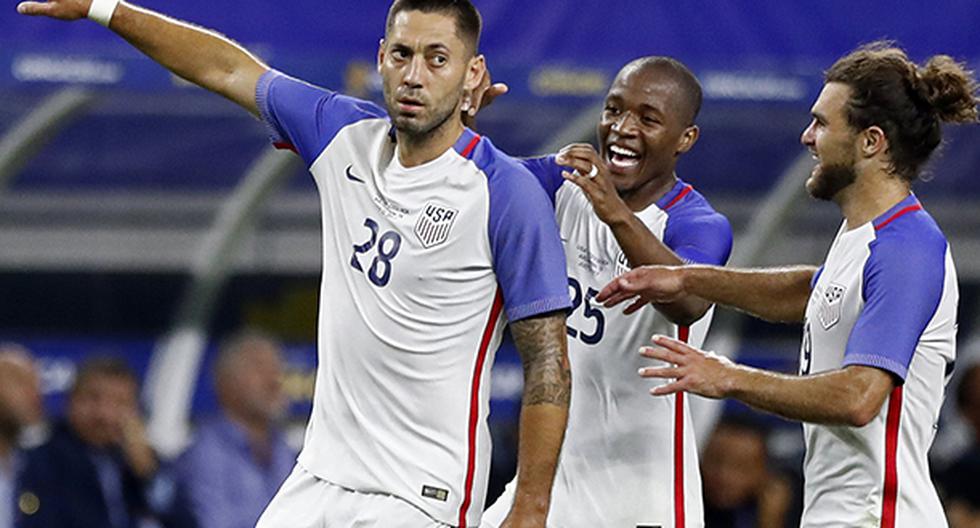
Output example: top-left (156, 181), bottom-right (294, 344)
top-left (826, 41), bottom-right (979, 182)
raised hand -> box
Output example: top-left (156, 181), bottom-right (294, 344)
top-left (555, 144), bottom-right (632, 226)
top-left (637, 334), bottom-right (736, 398)
top-left (596, 265), bottom-right (686, 314)
top-left (16, 0), bottom-right (92, 20)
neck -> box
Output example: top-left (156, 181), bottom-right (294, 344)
top-left (621, 171), bottom-right (678, 212)
top-left (227, 412), bottom-right (271, 448)
top-left (396, 118), bottom-right (464, 168)
top-left (837, 168), bottom-right (911, 229)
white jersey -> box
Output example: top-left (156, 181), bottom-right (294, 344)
top-left (800, 195), bottom-right (956, 528)
top-left (485, 157), bottom-right (732, 528)
top-left (257, 71), bottom-right (571, 527)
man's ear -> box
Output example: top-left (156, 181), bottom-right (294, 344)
top-left (676, 125), bottom-right (700, 155)
top-left (861, 126), bottom-right (887, 159)
top-left (465, 54), bottom-right (487, 93)
top-left (377, 39), bottom-right (385, 74)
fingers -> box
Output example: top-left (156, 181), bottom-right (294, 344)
top-left (623, 297), bottom-right (647, 315)
top-left (639, 343), bottom-right (686, 365)
top-left (650, 380), bottom-right (684, 396)
top-left (649, 334), bottom-right (699, 355)
top-left (638, 365), bottom-right (680, 379)
top-left (17, 1), bottom-right (54, 16)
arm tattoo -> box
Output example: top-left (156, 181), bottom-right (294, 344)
top-left (510, 311), bottom-right (571, 407)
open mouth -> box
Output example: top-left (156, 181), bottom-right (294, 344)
top-left (607, 144), bottom-right (642, 171)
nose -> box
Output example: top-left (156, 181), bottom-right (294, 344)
top-left (402, 55), bottom-right (425, 88)
top-left (801, 120), bottom-right (816, 146)
top-left (611, 112), bottom-right (638, 136)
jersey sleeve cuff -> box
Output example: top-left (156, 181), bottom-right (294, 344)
top-left (842, 354), bottom-right (909, 381)
top-left (506, 296), bottom-right (573, 323)
top-left (255, 69), bottom-right (290, 147)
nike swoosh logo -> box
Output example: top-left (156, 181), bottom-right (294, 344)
top-left (345, 164), bottom-right (365, 184)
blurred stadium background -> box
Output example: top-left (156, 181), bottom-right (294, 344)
top-left (1, 0), bottom-right (979, 515)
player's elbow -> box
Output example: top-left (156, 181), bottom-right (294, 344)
top-left (843, 396), bottom-right (884, 427)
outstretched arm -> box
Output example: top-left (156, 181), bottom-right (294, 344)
top-left (504, 310), bottom-right (570, 528)
top-left (556, 145), bottom-right (712, 325)
top-left (17, 0), bottom-right (268, 115)
top-left (637, 335), bottom-right (895, 426)
top-left (599, 264), bottom-right (816, 323)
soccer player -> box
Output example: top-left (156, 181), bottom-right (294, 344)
top-left (598, 42), bottom-right (979, 527)
top-left (480, 58), bottom-right (732, 527)
top-left (16, 1), bottom-right (573, 526)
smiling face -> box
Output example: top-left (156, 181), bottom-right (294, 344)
top-left (598, 64), bottom-right (698, 202)
top-left (801, 82), bottom-right (860, 201)
top-left (379, 10), bottom-right (477, 140)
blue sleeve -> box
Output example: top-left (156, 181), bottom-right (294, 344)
top-left (485, 154), bottom-right (571, 321)
top-left (519, 155), bottom-right (565, 202)
top-left (663, 208), bottom-right (733, 265)
top-left (842, 232), bottom-right (948, 380)
top-left (256, 70), bottom-right (387, 166)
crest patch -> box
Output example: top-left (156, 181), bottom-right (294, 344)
top-left (615, 252), bottom-right (631, 276)
top-left (817, 283), bottom-right (846, 330)
top-left (415, 202), bottom-right (458, 248)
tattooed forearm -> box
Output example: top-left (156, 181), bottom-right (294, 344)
top-left (511, 310), bottom-right (571, 407)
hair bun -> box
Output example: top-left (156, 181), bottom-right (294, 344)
top-left (917, 55), bottom-right (979, 123)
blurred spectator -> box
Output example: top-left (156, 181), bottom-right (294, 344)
top-left (15, 356), bottom-right (194, 528)
top-left (939, 363), bottom-right (980, 528)
top-left (0, 344), bottom-right (45, 528)
top-left (176, 330), bottom-right (295, 528)
top-left (701, 415), bottom-right (792, 528)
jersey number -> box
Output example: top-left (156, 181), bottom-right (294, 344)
top-left (567, 277), bottom-right (605, 345)
top-left (350, 217), bottom-right (402, 287)
top-left (800, 319), bottom-right (813, 375)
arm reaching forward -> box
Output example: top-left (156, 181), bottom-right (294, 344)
top-left (598, 264), bottom-right (817, 323)
top-left (504, 310), bottom-right (570, 528)
top-left (17, 0), bottom-right (268, 115)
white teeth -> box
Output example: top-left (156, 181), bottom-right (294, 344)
top-left (609, 145), bottom-right (639, 158)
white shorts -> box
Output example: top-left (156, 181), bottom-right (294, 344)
top-left (257, 464), bottom-right (452, 528)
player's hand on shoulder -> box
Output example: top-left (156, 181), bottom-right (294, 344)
top-left (555, 144), bottom-right (630, 225)
top-left (17, 0), bottom-right (91, 20)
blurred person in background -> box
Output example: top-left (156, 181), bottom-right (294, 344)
top-left (15, 356), bottom-right (194, 528)
top-left (0, 345), bottom-right (45, 528)
top-left (939, 362), bottom-right (980, 528)
top-left (176, 330), bottom-right (295, 528)
top-left (700, 415), bottom-right (791, 528)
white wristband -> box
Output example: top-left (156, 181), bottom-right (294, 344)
top-left (88, 0), bottom-right (120, 27)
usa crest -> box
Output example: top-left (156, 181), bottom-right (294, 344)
top-left (817, 282), bottom-right (846, 330)
top-left (615, 252), bottom-right (631, 276)
top-left (415, 202), bottom-right (458, 248)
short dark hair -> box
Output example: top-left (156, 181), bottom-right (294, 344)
top-left (826, 41), bottom-right (979, 182)
top-left (71, 356), bottom-right (137, 396)
top-left (386, 0), bottom-right (482, 54)
top-left (625, 56), bottom-right (703, 126)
